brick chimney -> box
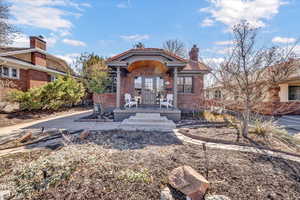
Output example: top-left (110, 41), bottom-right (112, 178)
top-left (189, 45), bottom-right (199, 62)
top-left (30, 36), bottom-right (47, 66)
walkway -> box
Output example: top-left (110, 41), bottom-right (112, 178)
top-left (173, 130), bottom-right (300, 163)
top-left (0, 110), bottom-right (120, 136)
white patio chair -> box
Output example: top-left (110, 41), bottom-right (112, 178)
top-left (124, 93), bottom-right (138, 108)
top-left (160, 94), bottom-right (173, 109)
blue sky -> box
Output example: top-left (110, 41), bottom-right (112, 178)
top-left (5, 0), bottom-right (300, 64)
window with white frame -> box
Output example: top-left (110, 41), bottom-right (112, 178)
top-left (289, 86), bottom-right (300, 101)
top-left (0, 65), bottom-right (19, 79)
top-left (50, 75), bottom-right (57, 82)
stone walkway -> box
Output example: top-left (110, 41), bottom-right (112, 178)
top-left (173, 130), bottom-right (300, 163)
top-left (174, 129), bottom-right (300, 162)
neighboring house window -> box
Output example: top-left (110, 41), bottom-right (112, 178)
top-left (206, 91), bottom-right (210, 99)
top-left (289, 86), bottom-right (300, 101)
top-left (178, 77), bottom-right (193, 93)
top-left (50, 75), bottom-right (56, 82)
top-left (0, 66), bottom-right (19, 79)
top-left (214, 90), bottom-right (222, 99)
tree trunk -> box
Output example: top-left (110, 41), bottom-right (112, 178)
top-left (241, 105), bottom-right (250, 138)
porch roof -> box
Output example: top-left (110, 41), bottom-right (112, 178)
top-left (106, 48), bottom-right (211, 73)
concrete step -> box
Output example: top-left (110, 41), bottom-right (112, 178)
top-left (119, 113), bottom-right (176, 132)
top-left (125, 117), bottom-right (169, 123)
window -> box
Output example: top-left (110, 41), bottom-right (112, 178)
top-left (11, 68), bottom-right (17, 78)
top-left (214, 90), bottom-right (222, 99)
top-left (178, 77), bottom-right (193, 93)
top-left (289, 86), bottom-right (300, 101)
top-left (106, 75), bottom-right (117, 93)
top-left (50, 75), bottom-right (56, 82)
top-left (0, 66), bottom-right (19, 79)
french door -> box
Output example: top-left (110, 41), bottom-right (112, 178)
top-left (134, 76), bottom-right (164, 105)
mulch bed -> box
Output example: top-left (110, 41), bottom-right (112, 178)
top-left (179, 127), bottom-right (300, 156)
top-left (1, 130), bottom-right (300, 199)
top-left (0, 107), bottom-right (91, 128)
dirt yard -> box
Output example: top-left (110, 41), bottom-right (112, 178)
top-left (0, 107), bottom-right (91, 128)
top-left (0, 130), bottom-right (300, 200)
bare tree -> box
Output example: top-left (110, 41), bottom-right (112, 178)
top-left (209, 21), bottom-right (298, 138)
top-left (0, 1), bottom-right (17, 45)
top-left (163, 39), bottom-right (186, 58)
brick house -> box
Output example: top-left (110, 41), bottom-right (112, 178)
top-left (205, 60), bottom-right (300, 115)
top-left (93, 45), bottom-right (211, 121)
top-left (0, 36), bottom-right (73, 102)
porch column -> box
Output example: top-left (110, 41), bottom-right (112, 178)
top-left (116, 67), bottom-right (121, 108)
top-left (173, 68), bottom-right (178, 108)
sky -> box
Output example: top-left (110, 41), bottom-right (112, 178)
top-left (5, 0), bottom-right (300, 65)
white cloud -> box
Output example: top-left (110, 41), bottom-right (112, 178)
top-left (9, 33), bottom-right (57, 48)
top-left (55, 53), bottom-right (80, 65)
top-left (214, 40), bottom-right (234, 45)
top-left (117, 0), bottom-right (131, 8)
top-left (272, 36), bottom-right (296, 44)
top-left (120, 34), bottom-right (150, 42)
top-left (200, 18), bottom-right (214, 27)
top-left (7, 0), bottom-right (90, 33)
top-left (117, 3), bottom-right (128, 8)
top-left (200, 0), bottom-right (287, 29)
top-left (203, 57), bottom-right (225, 65)
top-left (62, 39), bottom-right (86, 47)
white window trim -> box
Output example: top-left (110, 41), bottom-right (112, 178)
top-left (0, 66), bottom-right (20, 80)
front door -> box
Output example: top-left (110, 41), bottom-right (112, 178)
top-left (142, 77), bottom-right (156, 104)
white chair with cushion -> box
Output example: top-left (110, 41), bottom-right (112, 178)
top-left (124, 93), bottom-right (138, 108)
top-left (160, 94), bottom-right (173, 109)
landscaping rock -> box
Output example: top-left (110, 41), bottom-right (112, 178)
top-left (0, 102), bottom-right (19, 113)
top-left (169, 166), bottom-right (209, 198)
top-left (19, 132), bottom-right (32, 143)
top-left (205, 195), bottom-right (231, 200)
top-left (80, 130), bottom-right (90, 140)
top-left (160, 187), bottom-right (175, 200)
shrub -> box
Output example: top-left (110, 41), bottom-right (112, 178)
top-left (8, 76), bottom-right (85, 111)
top-left (250, 119), bottom-right (286, 139)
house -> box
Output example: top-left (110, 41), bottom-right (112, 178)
top-left (205, 60), bottom-right (300, 115)
top-left (93, 45), bottom-right (211, 121)
top-left (0, 36), bottom-right (73, 102)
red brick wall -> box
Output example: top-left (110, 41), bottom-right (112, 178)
top-left (178, 75), bottom-right (205, 110)
top-left (93, 93), bottom-right (116, 110)
top-left (31, 52), bottom-right (47, 66)
top-left (0, 69), bottom-right (28, 100)
top-left (27, 69), bottom-right (50, 89)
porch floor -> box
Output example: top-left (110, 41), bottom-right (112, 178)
top-left (113, 106), bottom-right (181, 122)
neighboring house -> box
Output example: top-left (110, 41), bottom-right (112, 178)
top-left (93, 45), bottom-right (211, 121)
top-left (205, 60), bottom-right (300, 115)
top-left (0, 36), bottom-right (73, 101)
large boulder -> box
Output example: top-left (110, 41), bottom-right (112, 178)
top-left (169, 166), bottom-right (209, 199)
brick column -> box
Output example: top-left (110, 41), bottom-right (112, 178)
top-left (116, 67), bottom-right (121, 108)
top-left (173, 68), bottom-right (178, 108)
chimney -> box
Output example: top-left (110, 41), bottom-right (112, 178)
top-left (189, 44), bottom-right (199, 62)
top-left (30, 36), bottom-right (47, 66)
top-left (30, 36), bottom-right (46, 50)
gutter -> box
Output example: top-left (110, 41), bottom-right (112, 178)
top-left (0, 56), bottom-right (67, 76)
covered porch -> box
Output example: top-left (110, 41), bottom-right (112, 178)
top-left (106, 48), bottom-right (187, 121)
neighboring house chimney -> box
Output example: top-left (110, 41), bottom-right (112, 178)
top-left (30, 36), bottom-right (47, 66)
top-left (189, 44), bottom-right (199, 62)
